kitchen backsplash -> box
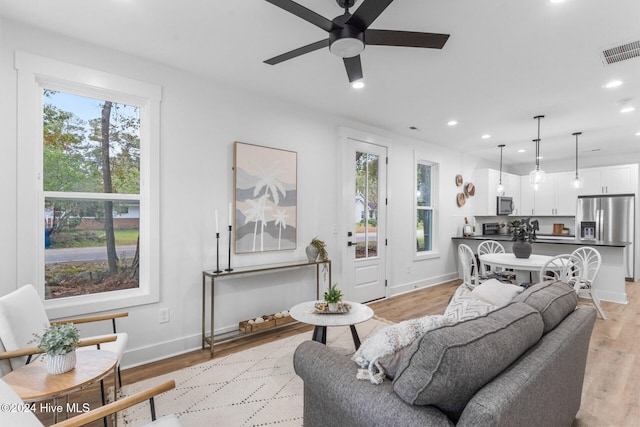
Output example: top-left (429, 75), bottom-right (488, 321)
top-left (473, 216), bottom-right (576, 236)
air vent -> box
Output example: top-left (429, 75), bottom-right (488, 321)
top-left (600, 40), bottom-right (640, 65)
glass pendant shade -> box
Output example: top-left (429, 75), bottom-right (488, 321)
top-left (572, 175), bottom-right (584, 189)
top-left (530, 115), bottom-right (545, 190)
top-left (496, 144), bottom-right (505, 193)
top-left (529, 168), bottom-right (546, 186)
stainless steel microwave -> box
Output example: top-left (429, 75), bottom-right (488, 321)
top-left (497, 196), bottom-right (514, 215)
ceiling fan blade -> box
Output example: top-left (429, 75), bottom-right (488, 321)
top-left (264, 39), bottom-right (330, 65)
top-left (366, 29), bottom-right (450, 49)
top-left (265, 0), bottom-right (337, 32)
top-left (343, 55), bottom-right (363, 83)
top-left (347, 0), bottom-right (394, 30)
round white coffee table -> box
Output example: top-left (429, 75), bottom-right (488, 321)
top-left (289, 301), bottom-right (374, 350)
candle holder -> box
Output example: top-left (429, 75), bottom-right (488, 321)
top-left (225, 225), bottom-right (234, 272)
top-left (213, 232), bottom-right (222, 274)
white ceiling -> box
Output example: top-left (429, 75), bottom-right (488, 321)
top-left (1, 0), bottom-right (639, 167)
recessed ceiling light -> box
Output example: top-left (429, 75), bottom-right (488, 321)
top-left (620, 106), bottom-right (635, 113)
top-left (549, 0), bottom-right (565, 3)
top-left (481, 134), bottom-right (491, 139)
top-left (636, 131), bottom-right (640, 136)
top-left (447, 120), bottom-right (458, 126)
top-left (351, 81), bottom-right (365, 89)
top-left (604, 80), bottom-right (623, 89)
top-left (518, 149), bottom-right (526, 153)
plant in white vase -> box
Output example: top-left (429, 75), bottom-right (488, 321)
top-left (33, 323), bottom-right (80, 375)
top-left (323, 283), bottom-right (342, 312)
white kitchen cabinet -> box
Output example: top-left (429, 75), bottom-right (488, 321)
top-left (520, 177), bottom-right (535, 216)
top-left (533, 174), bottom-right (556, 215)
top-left (578, 169), bottom-right (602, 195)
top-left (471, 169), bottom-right (499, 216)
top-left (554, 172), bottom-right (579, 216)
top-left (601, 165), bottom-right (636, 194)
top-left (519, 173), bottom-right (573, 216)
top-left (578, 164), bottom-right (638, 195)
top-left (505, 172), bottom-right (521, 215)
top-left (472, 169), bottom-right (521, 216)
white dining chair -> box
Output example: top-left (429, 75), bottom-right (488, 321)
top-left (539, 254), bottom-right (584, 289)
top-left (458, 244), bottom-right (481, 289)
top-left (571, 247), bottom-right (606, 319)
top-left (477, 240), bottom-right (506, 275)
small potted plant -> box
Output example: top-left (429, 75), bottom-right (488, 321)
top-left (510, 217), bottom-right (539, 259)
top-left (323, 283), bottom-right (342, 312)
top-left (33, 323), bottom-right (80, 375)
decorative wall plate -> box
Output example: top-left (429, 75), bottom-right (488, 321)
top-left (457, 192), bottom-right (466, 207)
top-left (455, 175), bottom-right (463, 187)
top-left (465, 182), bottom-right (475, 197)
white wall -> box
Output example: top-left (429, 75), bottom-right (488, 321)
top-left (0, 18), bottom-right (476, 367)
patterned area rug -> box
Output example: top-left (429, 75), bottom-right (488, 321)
top-left (116, 318), bottom-right (391, 426)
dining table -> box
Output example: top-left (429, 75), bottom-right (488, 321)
top-left (479, 252), bottom-right (555, 285)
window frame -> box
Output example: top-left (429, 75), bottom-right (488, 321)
top-left (16, 52), bottom-right (161, 318)
top-left (414, 154), bottom-right (439, 260)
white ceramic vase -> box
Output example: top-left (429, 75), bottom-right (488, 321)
top-left (305, 244), bottom-right (319, 262)
top-left (328, 303), bottom-right (338, 312)
top-left (46, 351), bottom-right (76, 375)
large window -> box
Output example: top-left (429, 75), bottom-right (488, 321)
top-left (43, 91), bottom-right (141, 300)
top-left (16, 52), bottom-right (161, 317)
top-left (415, 158), bottom-right (438, 256)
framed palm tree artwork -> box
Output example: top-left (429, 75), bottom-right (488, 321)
top-left (233, 142), bottom-right (297, 253)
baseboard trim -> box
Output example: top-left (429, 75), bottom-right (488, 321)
top-left (121, 333), bottom-right (202, 370)
top-left (388, 272), bottom-right (459, 297)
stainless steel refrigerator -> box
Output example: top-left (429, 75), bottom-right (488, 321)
top-left (576, 194), bottom-right (635, 280)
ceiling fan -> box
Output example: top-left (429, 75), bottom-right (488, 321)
top-left (264, 0), bottom-right (450, 83)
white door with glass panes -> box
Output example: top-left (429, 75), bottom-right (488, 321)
top-left (345, 138), bottom-right (387, 303)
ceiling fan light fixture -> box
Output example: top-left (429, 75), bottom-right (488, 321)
top-left (329, 27), bottom-right (365, 58)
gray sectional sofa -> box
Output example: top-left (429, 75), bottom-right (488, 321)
top-left (294, 281), bottom-right (596, 427)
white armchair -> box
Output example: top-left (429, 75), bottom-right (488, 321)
top-left (0, 284), bottom-right (128, 385)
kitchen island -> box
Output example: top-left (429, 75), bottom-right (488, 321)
top-left (452, 235), bottom-right (631, 304)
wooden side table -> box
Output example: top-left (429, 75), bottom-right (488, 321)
top-left (3, 350), bottom-right (117, 423)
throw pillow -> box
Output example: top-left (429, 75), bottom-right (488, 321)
top-left (471, 279), bottom-right (524, 307)
top-left (393, 302), bottom-right (544, 422)
top-left (444, 285), bottom-right (498, 322)
top-left (352, 315), bottom-right (452, 384)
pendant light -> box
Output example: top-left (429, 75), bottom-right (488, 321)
top-left (496, 144), bottom-right (505, 193)
top-left (529, 115), bottom-right (546, 190)
top-left (571, 132), bottom-right (584, 189)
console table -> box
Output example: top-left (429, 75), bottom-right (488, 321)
top-left (202, 259), bottom-right (331, 356)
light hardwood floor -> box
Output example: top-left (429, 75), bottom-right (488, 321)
top-left (37, 279), bottom-right (639, 426)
